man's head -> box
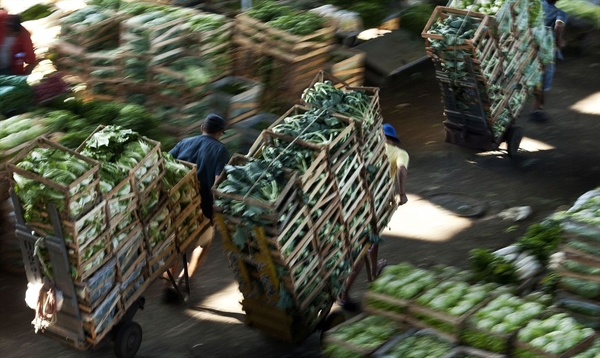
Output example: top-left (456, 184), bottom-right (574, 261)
top-left (383, 123), bottom-right (400, 144)
top-left (5, 15), bottom-right (21, 35)
top-left (202, 113), bottom-right (226, 137)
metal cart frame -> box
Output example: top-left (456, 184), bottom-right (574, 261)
top-left (440, 58), bottom-right (524, 157)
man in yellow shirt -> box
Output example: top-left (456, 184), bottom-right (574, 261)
top-left (384, 123), bottom-right (409, 205)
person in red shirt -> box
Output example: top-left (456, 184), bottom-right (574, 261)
top-left (0, 12), bottom-right (37, 75)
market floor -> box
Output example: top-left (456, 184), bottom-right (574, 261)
top-left (1, 43), bottom-right (599, 358)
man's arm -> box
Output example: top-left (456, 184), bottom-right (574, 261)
top-left (397, 165), bottom-right (408, 205)
top-left (555, 12), bottom-right (567, 49)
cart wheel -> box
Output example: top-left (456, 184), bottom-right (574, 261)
top-left (319, 310), bottom-right (346, 342)
top-left (114, 321), bottom-right (142, 358)
top-left (507, 125), bottom-right (523, 157)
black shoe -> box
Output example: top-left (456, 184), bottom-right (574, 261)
top-left (162, 288), bottom-right (180, 304)
top-left (529, 110), bottom-right (548, 122)
top-left (338, 298), bottom-right (361, 312)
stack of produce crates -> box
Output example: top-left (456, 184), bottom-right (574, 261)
top-left (7, 124), bottom-right (209, 345)
top-left (213, 71), bottom-right (393, 342)
top-left (422, 2), bottom-right (543, 150)
top-left (7, 137), bottom-right (123, 342)
top-left (550, 188), bottom-right (600, 330)
top-left (232, 1), bottom-right (336, 104)
top-left (51, 3), bottom-right (248, 130)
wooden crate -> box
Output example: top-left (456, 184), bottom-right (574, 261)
top-left (261, 104), bottom-right (358, 163)
top-left (24, 198), bottom-right (108, 260)
top-left (234, 13), bottom-right (335, 63)
top-left (74, 257), bottom-right (117, 313)
top-left (322, 312), bottom-right (407, 357)
top-left (118, 252), bottom-right (149, 309)
top-left (106, 177), bottom-right (138, 230)
top-left (115, 226), bottom-right (144, 280)
top-left (367, 158), bottom-right (396, 235)
top-left (213, 154), bottom-right (300, 226)
top-left (364, 291), bottom-right (413, 319)
top-left (141, 197), bottom-right (174, 255)
top-left (422, 6), bottom-right (491, 46)
top-left (461, 318), bottom-right (519, 354)
top-left (110, 218), bottom-right (141, 253)
top-left (8, 137), bottom-right (102, 221)
top-left (60, 12), bottom-right (122, 52)
top-left (82, 286), bottom-right (122, 344)
top-left (407, 296), bottom-right (493, 341)
top-left (148, 235), bottom-right (177, 282)
top-left (446, 346), bottom-right (508, 358)
top-left (49, 40), bottom-right (89, 77)
top-left (150, 65), bottom-right (214, 102)
top-left (374, 329), bottom-right (457, 357)
top-left (120, 17), bottom-right (188, 66)
top-left (187, 18), bottom-right (234, 57)
top-left (512, 330), bottom-right (597, 358)
top-left (209, 76), bottom-right (264, 125)
top-left (177, 217), bottom-right (212, 254)
top-left (304, 71), bottom-right (381, 143)
top-left (327, 45), bottom-right (366, 87)
top-left (346, 201), bottom-right (374, 256)
top-left (231, 46), bottom-right (328, 108)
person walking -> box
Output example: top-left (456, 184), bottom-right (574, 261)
top-left (0, 13), bottom-right (37, 75)
top-left (530, 0), bottom-right (567, 122)
top-left (338, 123), bottom-right (409, 311)
top-left (163, 114), bottom-right (230, 301)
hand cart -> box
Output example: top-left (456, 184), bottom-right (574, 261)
top-left (9, 189), bottom-right (191, 358)
top-left (438, 58), bottom-right (524, 157)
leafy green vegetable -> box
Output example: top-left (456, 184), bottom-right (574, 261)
top-left (516, 223), bottom-right (562, 265)
top-left (469, 248), bottom-right (518, 284)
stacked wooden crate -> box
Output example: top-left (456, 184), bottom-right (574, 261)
top-left (232, 10), bottom-right (335, 105)
top-left (6, 138), bottom-right (122, 342)
top-left (423, 4), bottom-right (543, 149)
top-left (301, 72), bottom-right (393, 237)
top-left (52, 5), bottom-right (260, 133)
top-left (214, 71), bottom-right (392, 342)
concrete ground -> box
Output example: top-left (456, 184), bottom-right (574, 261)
top-left (1, 30), bottom-right (599, 358)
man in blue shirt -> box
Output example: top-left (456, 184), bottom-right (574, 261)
top-left (531, 0), bottom-right (567, 122)
top-left (165, 114), bottom-right (230, 299)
